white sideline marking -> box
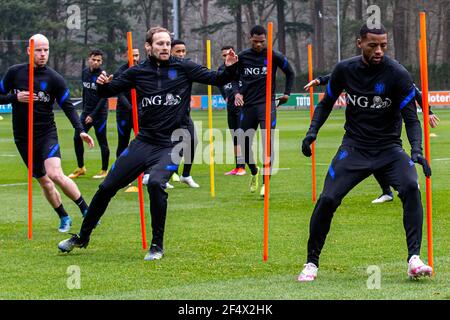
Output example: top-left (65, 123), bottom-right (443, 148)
top-left (0, 154), bottom-right (17, 157)
top-left (433, 158), bottom-right (450, 161)
top-left (0, 183), bottom-right (27, 187)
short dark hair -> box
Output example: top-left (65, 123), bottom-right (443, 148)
top-left (89, 49), bottom-right (103, 57)
top-left (221, 45), bottom-right (234, 51)
top-left (359, 23), bottom-right (387, 38)
top-left (146, 26), bottom-right (171, 44)
top-left (171, 39), bottom-right (186, 48)
top-left (250, 25), bottom-right (266, 37)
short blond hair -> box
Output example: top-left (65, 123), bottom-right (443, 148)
top-left (146, 27), bottom-right (171, 45)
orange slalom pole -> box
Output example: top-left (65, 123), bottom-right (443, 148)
top-left (28, 39), bottom-right (35, 240)
top-left (419, 12), bottom-right (433, 271)
top-left (263, 22), bottom-right (273, 262)
top-left (307, 44), bottom-right (317, 203)
top-left (127, 32), bottom-right (148, 250)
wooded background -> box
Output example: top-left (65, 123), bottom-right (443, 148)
top-left (0, 0), bottom-right (449, 95)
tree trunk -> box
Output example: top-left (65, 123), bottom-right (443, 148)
top-left (61, 28), bottom-right (69, 75)
top-left (246, 2), bottom-right (256, 30)
top-left (289, 0), bottom-right (301, 73)
top-left (311, 0), bottom-right (325, 70)
top-left (444, 3), bottom-right (450, 62)
top-left (139, 0), bottom-right (154, 30)
top-left (48, 0), bottom-right (59, 71)
top-left (5, 32), bottom-right (15, 71)
top-left (178, 0), bottom-right (184, 39)
top-left (393, 0), bottom-right (408, 64)
top-left (432, 2), bottom-right (443, 65)
top-left (201, 0), bottom-right (209, 65)
top-left (161, 0), bottom-right (168, 28)
top-left (82, 0), bottom-right (89, 72)
top-left (236, 3), bottom-right (243, 52)
top-left (355, 0), bottom-right (363, 55)
top-left (341, 0), bottom-right (350, 21)
top-left (276, 0), bottom-right (286, 54)
top-left (106, 25), bottom-right (116, 71)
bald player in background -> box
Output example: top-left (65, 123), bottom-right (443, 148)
top-left (0, 34), bottom-right (94, 233)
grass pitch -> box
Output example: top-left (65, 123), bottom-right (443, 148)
top-left (0, 109), bottom-right (449, 300)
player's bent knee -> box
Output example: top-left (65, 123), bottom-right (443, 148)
top-left (146, 178), bottom-right (164, 191)
top-left (398, 180), bottom-right (420, 196)
top-left (317, 195), bottom-right (341, 211)
top-left (97, 183), bottom-right (118, 198)
top-left (38, 177), bottom-right (55, 191)
top-left (47, 170), bottom-right (66, 184)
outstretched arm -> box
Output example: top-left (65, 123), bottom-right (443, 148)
top-left (186, 49), bottom-right (239, 86)
top-left (301, 65), bottom-right (344, 157)
top-left (303, 74), bottom-right (331, 91)
top-left (96, 70), bottom-right (133, 98)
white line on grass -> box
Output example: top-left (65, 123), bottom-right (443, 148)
top-left (0, 183), bottom-right (27, 187)
top-left (433, 158), bottom-right (450, 161)
top-left (0, 154), bottom-right (17, 157)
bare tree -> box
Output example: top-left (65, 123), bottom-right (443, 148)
top-left (136, 0), bottom-right (156, 29)
top-left (393, 0), bottom-right (408, 64)
top-left (445, 2), bottom-right (450, 62)
top-left (161, 0), bottom-right (168, 28)
top-left (311, 0), bottom-right (325, 70)
top-left (355, 0), bottom-right (363, 55)
top-left (431, 1), bottom-right (444, 65)
top-left (276, 0), bottom-right (286, 54)
top-left (245, 1), bottom-right (256, 29)
top-left (200, 0), bottom-right (210, 65)
top-left (236, 3), bottom-right (243, 52)
top-left (288, 0), bottom-right (301, 73)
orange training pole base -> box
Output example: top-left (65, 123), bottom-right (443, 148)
top-left (307, 44), bottom-right (317, 203)
top-left (127, 32), bottom-right (148, 250)
top-left (419, 12), bottom-right (433, 272)
top-left (28, 39), bottom-right (35, 240)
top-left (263, 22), bottom-right (273, 262)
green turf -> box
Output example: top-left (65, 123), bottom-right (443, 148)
top-left (0, 109), bottom-right (449, 300)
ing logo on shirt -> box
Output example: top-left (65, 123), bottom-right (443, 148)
top-left (346, 94), bottom-right (392, 109)
top-left (141, 93), bottom-right (182, 108)
top-left (223, 80), bottom-right (241, 90)
top-left (244, 67), bottom-right (267, 76)
top-left (83, 82), bottom-right (97, 90)
top-left (36, 91), bottom-right (51, 103)
top-left (13, 89), bottom-right (50, 103)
